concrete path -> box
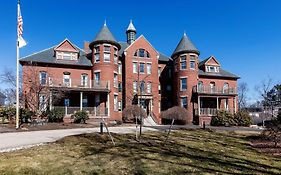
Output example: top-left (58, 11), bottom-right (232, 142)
top-left (0, 126), bottom-right (158, 153)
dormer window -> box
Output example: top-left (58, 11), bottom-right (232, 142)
top-left (206, 66), bottom-right (219, 73)
top-left (134, 49), bottom-right (150, 58)
top-left (56, 51), bottom-right (78, 60)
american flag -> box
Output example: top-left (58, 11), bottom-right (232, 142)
top-left (17, 3), bottom-right (23, 37)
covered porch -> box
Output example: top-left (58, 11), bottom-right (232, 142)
top-left (49, 89), bottom-right (110, 119)
top-left (194, 95), bottom-right (237, 125)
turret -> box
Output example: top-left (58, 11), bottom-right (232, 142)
top-left (126, 20), bottom-right (136, 45)
top-left (172, 32), bottom-right (200, 124)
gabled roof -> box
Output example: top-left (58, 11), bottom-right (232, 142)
top-left (199, 56), bottom-right (220, 67)
top-left (172, 33), bottom-right (199, 57)
top-left (54, 39), bottom-right (79, 53)
top-left (124, 35), bottom-right (159, 54)
top-left (19, 40), bottom-right (92, 67)
top-left (89, 23), bottom-right (121, 49)
top-left (126, 20), bottom-right (136, 32)
top-left (118, 41), bottom-right (171, 62)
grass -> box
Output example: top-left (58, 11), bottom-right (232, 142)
top-left (0, 129), bottom-right (281, 175)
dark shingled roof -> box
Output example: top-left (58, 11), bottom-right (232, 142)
top-left (118, 42), bottom-right (171, 62)
top-left (89, 24), bottom-right (121, 49)
top-left (198, 68), bottom-right (239, 79)
top-left (118, 42), bottom-right (129, 56)
top-left (172, 33), bottom-right (199, 57)
top-left (19, 46), bottom-right (92, 67)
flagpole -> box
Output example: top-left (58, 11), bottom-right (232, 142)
top-left (16, 1), bottom-right (20, 129)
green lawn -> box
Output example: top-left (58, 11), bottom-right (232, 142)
top-left (0, 129), bottom-right (280, 175)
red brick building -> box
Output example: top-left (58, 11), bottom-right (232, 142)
top-left (20, 21), bottom-right (239, 125)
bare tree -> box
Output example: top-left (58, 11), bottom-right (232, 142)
top-left (0, 68), bottom-right (22, 106)
top-left (238, 82), bottom-right (248, 109)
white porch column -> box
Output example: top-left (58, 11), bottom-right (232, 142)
top-left (198, 96), bottom-right (201, 116)
top-left (49, 91), bottom-right (53, 111)
top-left (80, 92), bottom-right (83, 111)
top-left (216, 97), bottom-right (219, 110)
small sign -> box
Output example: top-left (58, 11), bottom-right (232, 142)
top-left (64, 99), bottom-right (70, 107)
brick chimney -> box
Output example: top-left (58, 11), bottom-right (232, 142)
top-left (83, 41), bottom-right (90, 54)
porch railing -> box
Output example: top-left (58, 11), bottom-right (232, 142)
top-left (47, 78), bottom-right (110, 91)
top-left (53, 106), bottom-right (109, 117)
top-left (193, 85), bottom-right (236, 95)
top-left (195, 108), bottom-right (235, 116)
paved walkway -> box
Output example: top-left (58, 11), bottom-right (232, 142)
top-left (0, 125), bottom-right (263, 153)
top-left (0, 126), bottom-right (158, 153)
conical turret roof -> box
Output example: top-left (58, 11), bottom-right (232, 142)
top-left (90, 22), bottom-right (121, 49)
top-left (126, 20), bottom-right (136, 33)
top-left (171, 32), bottom-right (199, 57)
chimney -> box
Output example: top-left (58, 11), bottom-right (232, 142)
top-left (84, 41), bottom-right (90, 54)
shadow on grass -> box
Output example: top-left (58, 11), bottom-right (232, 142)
top-left (67, 130), bottom-right (281, 175)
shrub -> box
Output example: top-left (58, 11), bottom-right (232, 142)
top-left (47, 108), bottom-right (65, 123)
top-left (0, 107), bottom-right (16, 123)
top-left (71, 110), bottom-right (89, 124)
top-left (263, 112), bottom-right (281, 147)
top-left (211, 110), bottom-right (235, 126)
top-left (160, 106), bottom-right (188, 124)
top-left (20, 108), bottom-right (34, 123)
top-left (234, 110), bottom-right (252, 126)
top-left (122, 105), bottom-right (147, 123)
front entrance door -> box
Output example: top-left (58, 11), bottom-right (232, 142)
top-left (140, 99), bottom-right (151, 116)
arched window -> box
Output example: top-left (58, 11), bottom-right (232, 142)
top-left (134, 49), bottom-right (150, 58)
top-left (210, 82), bottom-right (216, 93)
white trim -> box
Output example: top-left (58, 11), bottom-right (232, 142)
top-left (124, 35), bottom-right (159, 57)
top-left (113, 71), bottom-right (118, 74)
top-left (94, 70), bottom-right (101, 73)
top-left (114, 92), bottom-right (119, 95)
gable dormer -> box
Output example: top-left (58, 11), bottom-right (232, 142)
top-left (200, 56), bottom-right (220, 73)
top-left (54, 39), bottom-right (79, 60)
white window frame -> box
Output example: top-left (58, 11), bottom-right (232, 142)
top-left (180, 96), bottom-right (188, 109)
top-left (104, 53), bottom-right (110, 62)
top-left (139, 63), bottom-right (145, 74)
top-left (114, 73), bottom-right (118, 88)
top-left (118, 62), bottom-right (122, 74)
top-left (147, 82), bottom-right (152, 94)
top-left (81, 74), bottom-right (88, 87)
top-left (63, 74), bottom-right (71, 87)
top-left (39, 71), bottom-right (47, 85)
top-left (180, 55), bottom-right (187, 70)
top-left (114, 95), bottom-right (118, 111)
top-left (147, 63), bottom-right (151, 74)
top-left (133, 81), bottom-right (138, 93)
top-left (133, 62), bottom-right (138, 74)
top-left (180, 77), bottom-right (187, 91)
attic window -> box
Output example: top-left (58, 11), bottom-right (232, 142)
top-left (56, 51), bottom-right (78, 60)
top-left (206, 66), bottom-right (219, 73)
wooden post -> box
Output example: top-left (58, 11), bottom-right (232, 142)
top-left (164, 118), bottom-right (175, 144)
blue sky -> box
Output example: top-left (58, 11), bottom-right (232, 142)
top-left (0, 0), bottom-right (280, 103)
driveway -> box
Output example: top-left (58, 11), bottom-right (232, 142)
top-left (0, 125), bottom-right (263, 153)
top-left (0, 126), bottom-right (158, 153)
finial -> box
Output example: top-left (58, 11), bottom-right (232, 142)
top-left (183, 30), bottom-right (187, 36)
top-left (130, 19), bottom-right (133, 24)
top-left (104, 20), bottom-right (107, 26)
